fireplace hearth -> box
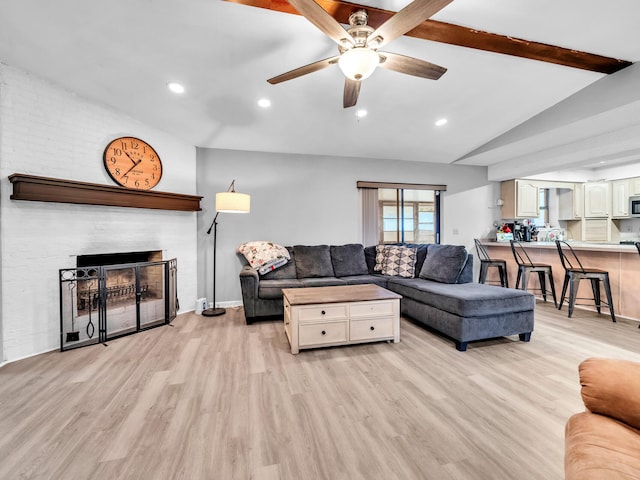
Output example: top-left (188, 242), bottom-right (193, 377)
top-left (59, 253), bottom-right (177, 351)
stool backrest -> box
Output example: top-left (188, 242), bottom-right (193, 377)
top-left (636, 242), bottom-right (640, 256)
top-left (555, 240), bottom-right (585, 273)
top-left (510, 240), bottom-right (535, 267)
top-left (474, 239), bottom-right (491, 261)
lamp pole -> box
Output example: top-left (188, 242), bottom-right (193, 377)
top-left (202, 211), bottom-right (224, 317)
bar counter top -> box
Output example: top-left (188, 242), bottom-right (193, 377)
top-left (481, 240), bottom-right (639, 254)
top-left (481, 239), bottom-right (640, 322)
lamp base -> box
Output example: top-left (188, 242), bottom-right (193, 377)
top-left (202, 307), bottom-right (226, 317)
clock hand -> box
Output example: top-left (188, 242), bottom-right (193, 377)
top-left (121, 159), bottom-right (141, 177)
top-left (123, 150), bottom-right (137, 165)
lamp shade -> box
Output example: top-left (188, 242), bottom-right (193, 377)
top-left (338, 47), bottom-right (379, 81)
top-left (215, 191), bottom-right (250, 213)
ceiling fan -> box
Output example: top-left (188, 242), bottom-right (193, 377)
top-left (268, 0), bottom-right (453, 108)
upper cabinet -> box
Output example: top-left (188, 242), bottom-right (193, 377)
top-left (558, 184), bottom-right (583, 220)
top-left (584, 182), bottom-right (610, 218)
top-left (630, 177), bottom-right (640, 196)
top-left (611, 179), bottom-right (630, 218)
top-left (501, 180), bottom-right (539, 218)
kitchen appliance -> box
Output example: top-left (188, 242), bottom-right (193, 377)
top-left (630, 196), bottom-right (640, 217)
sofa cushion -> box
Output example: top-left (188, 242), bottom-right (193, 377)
top-left (261, 247), bottom-right (297, 280)
top-left (294, 245), bottom-right (335, 278)
top-left (381, 245), bottom-right (417, 277)
top-left (387, 278), bottom-right (534, 317)
top-left (565, 411), bottom-right (640, 480)
top-left (258, 278), bottom-right (305, 299)
top-left (299, 277), bottom-right (347, 287)
top-left (330, 244), bottom-right (369, 277)
top-left (420, 244), bottom-right (468, 284)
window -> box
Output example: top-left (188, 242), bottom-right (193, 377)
top-left (532, 188), bottom-right (549, 226)
top-left (358, 182), bottom-right (444, 245)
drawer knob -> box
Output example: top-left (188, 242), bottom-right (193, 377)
top-left (321, 330), bottom-right (326, 336)
top-left (370, 326), bottom-right (375, 331)
top-left (321, 310), bottom-right (326, 315)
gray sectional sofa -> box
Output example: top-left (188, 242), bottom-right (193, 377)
top-left (239, 243), bottom-right (535, 351)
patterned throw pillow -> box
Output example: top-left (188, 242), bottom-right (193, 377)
top-left (237, 241), bottom-right (290, 271)
top-left (374, 244), bottom-right (389, 272)
top-left (381, 246), bottom-right (418, 278)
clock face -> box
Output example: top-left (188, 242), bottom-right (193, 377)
top-left (103, 136), bottom-right (163, 190)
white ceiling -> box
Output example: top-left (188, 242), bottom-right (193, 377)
top-left (1, 0), bottom-right (639, 179)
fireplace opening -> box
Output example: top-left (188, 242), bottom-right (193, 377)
top-left (60, 252), bottom-right (177, 351)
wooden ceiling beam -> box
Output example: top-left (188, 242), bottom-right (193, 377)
top-left (224, 0), bottom-right (631, 74)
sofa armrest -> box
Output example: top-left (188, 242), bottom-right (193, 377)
top-left (579, 357), bottom-right (640, 430)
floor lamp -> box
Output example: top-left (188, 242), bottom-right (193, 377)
top-left (202, 180), bottom-right (250, 317)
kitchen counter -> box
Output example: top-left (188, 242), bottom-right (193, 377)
top-left (480, 239), bottom-right (640, 322)
top-left (482, 240), bottom-right (639, 254)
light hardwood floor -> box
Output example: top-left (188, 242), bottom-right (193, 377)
top-left (2, 301), bottom-right (639, 480)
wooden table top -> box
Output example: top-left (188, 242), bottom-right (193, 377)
top-left (282, 284), bottom-right (401, 306)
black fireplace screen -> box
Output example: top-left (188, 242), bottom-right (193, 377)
top-left (59, 258), bottom-right (177, 351)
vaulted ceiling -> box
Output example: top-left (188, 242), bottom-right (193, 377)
top-left (1, 0), bottom-right (639, 180)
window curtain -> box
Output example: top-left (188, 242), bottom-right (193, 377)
top-left (359, 187), bottom-right (378, 247)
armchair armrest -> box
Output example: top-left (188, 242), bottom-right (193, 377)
top-left (579, 357), bottom-right (640, 430)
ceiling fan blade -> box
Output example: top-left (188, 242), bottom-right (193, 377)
top-left (268, 56), bottom-right (340, 84)
top-left (287, 0), bottom-right (354, 46)
top-left (369, 0), bottom-right (452, 49)
top-left (378, 52), bottom-right (447, 80)
top-left (343, 78), bottom-right (361, 108)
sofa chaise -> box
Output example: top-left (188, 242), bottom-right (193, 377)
top-left (239, 243), bottom-right (535, 351)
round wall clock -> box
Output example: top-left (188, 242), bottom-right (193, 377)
top-left (103, 136), bottom-right (163, 190)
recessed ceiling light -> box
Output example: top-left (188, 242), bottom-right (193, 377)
top-left (435, 118), bottom-right (447, 126)
top-left (167, 82), bottom-right (185, 94)
top-left (258, 98), bottom-right (271, 108)
top-left (355, 109), bottom-right (368, 118)
top-left (599, 161), bottom-right (606, 164)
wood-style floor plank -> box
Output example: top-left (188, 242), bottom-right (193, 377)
top-left (1, 302), bottom-right (639, 480)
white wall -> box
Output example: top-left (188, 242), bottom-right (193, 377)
top-left (196, 148), bottom-right (499, 306)
top-left (0, 64), bottom-right (199, 363)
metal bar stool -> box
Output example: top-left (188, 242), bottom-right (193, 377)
top-left (474, 238), bottom-right (508, 287)
top-left (555, 240), bottom-right (616, 322)
top-left (510, 240), bottom-right (557, 307)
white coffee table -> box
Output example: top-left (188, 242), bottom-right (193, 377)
top-left (282, 284), bottom-right (401, 354)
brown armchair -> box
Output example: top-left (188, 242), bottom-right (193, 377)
top-left (565, 357), bottom-right (640, 479)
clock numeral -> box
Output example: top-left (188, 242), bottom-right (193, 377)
top-left (150, 155), bottom-right (155, 162)
top-left (110, 157), bottom-right (117, 164)
top-left (112, 148), bottom-right (123, 156)
top-left (131, 140), bottom-right (139, 150)
top-left (145, 178), bottom-right (150, 187)
top-left (134, 179), bottom-right (140, 188)
top-left (151, 173), bottom-right (155, 180)
top-left (122, 174), bottom-right (129, 184)
top-left (153, 165), bottom-right (158, 171)
top-left (115, 167), bottom-right (121, 176)
top-left (120, 140), bottom-right (127, 150)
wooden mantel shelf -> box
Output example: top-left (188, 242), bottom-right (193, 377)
top-left (9, 174), bottom-right (202, 212)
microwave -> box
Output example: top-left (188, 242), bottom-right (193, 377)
top-left (631, 196), bottom-right (640, 217)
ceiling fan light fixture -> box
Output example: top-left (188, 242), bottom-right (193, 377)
top-left (338, 47), bottom-right (379, 81)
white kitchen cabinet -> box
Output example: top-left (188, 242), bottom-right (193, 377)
top-left (501, 180), bottom-right (539, 219)
top-left (630, 177), bottom-right (640, 196)
top-left (611, 179), bottom-right (629, 218)
top-left (558, 184), bottom-right (584, 220)
top-left (583, 182), bottom-right (610, 218)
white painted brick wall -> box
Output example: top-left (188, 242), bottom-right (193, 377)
top-left (0, 63), bottom-right (199, 362)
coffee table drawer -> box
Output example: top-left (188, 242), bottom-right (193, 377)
top-left (298, 304), bottom-right (348, 322)
top-left (350, 301), bottom-right (395, 318)
top-left (299, 321), bottom-right (348, 346)
top-left (350, 317), bottom-right (394, 341)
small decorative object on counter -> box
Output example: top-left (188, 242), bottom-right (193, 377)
top-left (496, 224), bottom-right (514, 242)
